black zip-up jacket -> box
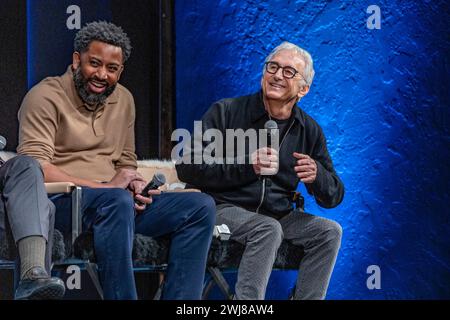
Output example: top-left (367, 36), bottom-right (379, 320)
top-left (176, 92), bottom-right (344, 219)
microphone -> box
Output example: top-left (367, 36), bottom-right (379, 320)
top-left (264, 120), bottom-right (278, 148)
top-left (0, 135), bottom-right (6, 151)
top-left (135, 173), bottom-right (166, 206)
top-left (261, 120), bottom-right (279, 178)
top-left (0, 135), bottom-right (6, 167)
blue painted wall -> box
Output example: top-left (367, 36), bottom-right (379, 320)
top-left (176, 0), bottom-right (450, 299)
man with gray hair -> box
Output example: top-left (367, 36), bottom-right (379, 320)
top-left (176, 41), bottom-right (344, 299)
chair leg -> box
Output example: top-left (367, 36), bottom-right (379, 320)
top-left (202, 277), bottom-right (215, 300)
top-left (152, 281), bottom-right (163, 300)
top-left (13, 257), bottom-right (20, 292)
top-left (85, 262), bottom-right (104, 300)
top-left (206, 266), bottom-right (233, 300)
top-left (148, 272), bottom-right (164, 300)
top-left (71, 186), bottom-right (82, 246)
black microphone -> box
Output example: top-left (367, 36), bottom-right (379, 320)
top-left (0, 135), bottom-right (6, 151)
top-left (264, 120), bottom-right (278, 148)
top-left (135, 173), bottom-right (166, 206)
top-left (0, 135), bottom-right (6, 167)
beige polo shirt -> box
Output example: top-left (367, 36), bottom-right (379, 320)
top-left (17, 66), bottom-right (137, 182)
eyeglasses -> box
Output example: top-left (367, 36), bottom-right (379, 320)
top-left (265, 61), bottom-right (300, 79)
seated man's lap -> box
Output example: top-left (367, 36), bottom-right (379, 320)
top-left (50, 188), bottom-right (214, 240)
top-left (135, 191), bottom-right (214, 237)
top-left (215, 204), bottom-right (340, 247)
top-left (215, 204), bottom-right (283, 245)
top-left (279, 211), bottom-right (342, 246)
top-left (49, 187), bottom-right (133, 235)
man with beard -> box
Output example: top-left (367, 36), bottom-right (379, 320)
top-left (17, 21), bottom-right (215, 300)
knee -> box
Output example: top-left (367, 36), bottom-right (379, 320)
top-left (320, 219), bottom-right (343, 247)
top-left (189, 193), bottom-right (216, 227)
top-left (48, 201), bottom-right (56, 219)
top-left (108, 188), bottom-right (134, 207)
top-left (9, 155), bottom-right (41, 173)
top-left (255, 218), bottom-right (283, 245)
top-left (197, 193), bottom-right (216, 226)
top-left (103, 188), bottom-right (135, 224)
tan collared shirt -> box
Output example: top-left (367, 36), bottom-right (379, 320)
top-left (17, 66), bottom-right (137, 182)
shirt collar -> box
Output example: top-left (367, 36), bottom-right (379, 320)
top-left (250, 91), bottom-right (306, 127)
top-left (61, 65), bottom-right (119, 112)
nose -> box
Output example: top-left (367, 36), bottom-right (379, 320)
top-left (96, 66), bottom-right (108, 80)
top-left (273, 67), bottom-right (284, 80)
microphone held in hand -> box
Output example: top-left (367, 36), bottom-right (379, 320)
top-left (0, 135), bottom-right (6, 167)
top-left (135, 173), bottom-right (166, 206)
top-left (260, 120), bottom-right (279, 177)
top-left (264, 120), bottom-right (278, 148)
top-left (0, 135), bottom-right (6, 151)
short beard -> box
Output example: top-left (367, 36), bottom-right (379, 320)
top-left (73, 67), bottom-right (116, 106)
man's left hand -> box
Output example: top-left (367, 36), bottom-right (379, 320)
top-left (133, 189), bottom-right (161, 211)
top-left (128, 178), bottom-right (146, 194)
top-left (128, 177), bottom-right (161, 212)
top-left (293, 152), bottom-right (317, 184)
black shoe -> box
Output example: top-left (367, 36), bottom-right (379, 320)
top-left (14, 267), bottom-right (65, 300)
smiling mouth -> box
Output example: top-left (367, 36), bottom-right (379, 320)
top-left (269, 82), bottom-right (285, 89)
top-left (88, 80), bottom-right (107, 93)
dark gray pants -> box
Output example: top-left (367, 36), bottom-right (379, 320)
top-left (0, 155), bottom-right (55, 273)
top-left (216, 204), bottom-right (342, 300)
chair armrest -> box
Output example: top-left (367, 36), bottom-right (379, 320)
top-left (213, 224), bottom-right (231, 241)
top-left (45, 182), bottom-right (76, 194)
top-left (163, 188), bottom-right (201, 193)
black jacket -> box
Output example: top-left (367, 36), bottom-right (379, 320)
top-left (176, 92), bottom-right (344, 219)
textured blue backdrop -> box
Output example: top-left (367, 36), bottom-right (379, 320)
top-left (176, 0), bottom-right (450, 299)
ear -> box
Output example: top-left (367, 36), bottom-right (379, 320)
top-left (297, 85), bottom-right (310, 99)
top-left (260, 75), bottom-right (267, 94)
top-left (72, 52), bottom-right (81, 69)
top-left (117, 65), bottom-right (124, 81)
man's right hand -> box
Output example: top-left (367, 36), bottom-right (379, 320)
top-left (106, 168), bottom-right (145, 189)
top-left (251, 147), bottom-right (279, 176)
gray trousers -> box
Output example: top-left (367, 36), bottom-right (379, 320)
top-left (216, 204), bottom-right (342, 300)
top-left (0, 155), bottom-right (55, 273)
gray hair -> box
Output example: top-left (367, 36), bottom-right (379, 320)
top-left (264, 41), bottom-right (315, 87)
top-left (74, 21), bottom-right (132, 63)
